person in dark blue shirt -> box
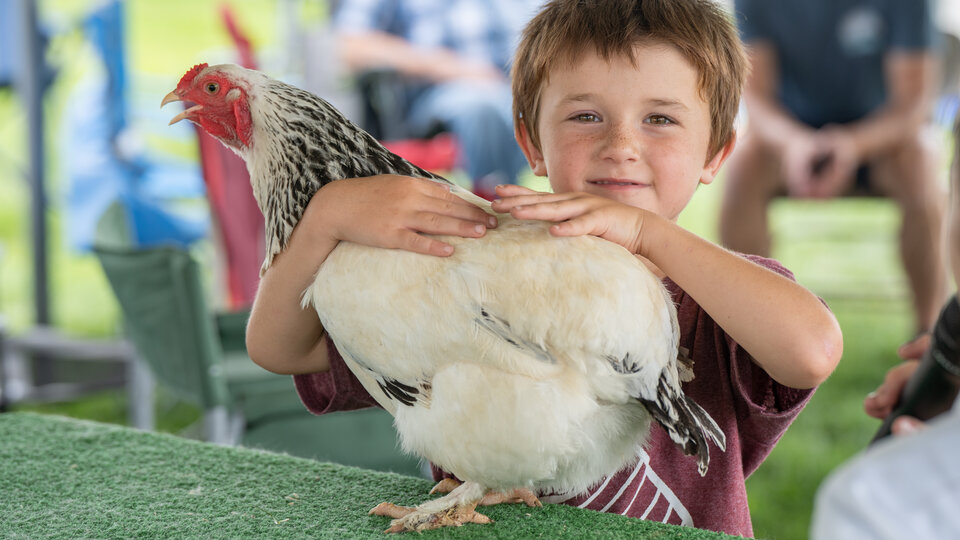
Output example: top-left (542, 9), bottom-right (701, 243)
top-left (719, 0), bottom-right (946, 345)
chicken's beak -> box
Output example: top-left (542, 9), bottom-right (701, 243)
top-left (161, 91), bottom-right (203, 126)
top-left (161, 91), bottom-right (181, 108)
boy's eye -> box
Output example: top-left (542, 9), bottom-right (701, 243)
top-left (571, 113), bottom-right (600, 123)
top-left (645, 115), bottom-right (674, 126)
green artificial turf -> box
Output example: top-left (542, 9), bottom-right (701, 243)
top-left (0, 412), bottom-right (741, 539)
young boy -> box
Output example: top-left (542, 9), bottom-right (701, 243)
top-left (245, 0), bottom-right (843, 536)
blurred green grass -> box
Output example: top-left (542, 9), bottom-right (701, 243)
top-left (0, 2), bottom-right (952, 540)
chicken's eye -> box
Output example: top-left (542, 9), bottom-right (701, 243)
top-left (205, 82), bottom-right (220, 94)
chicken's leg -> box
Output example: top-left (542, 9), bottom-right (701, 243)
top-left (430, 478), bottom-right (542, 507)
top-left (369, 481), bottom-right (491, 533)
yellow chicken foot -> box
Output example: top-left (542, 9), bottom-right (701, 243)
top-left (369, 480), bottom-right (492, 533)
top-left (369, 502), bottom-right (414, 519)
top-left (430, 478), bottom-right (542, 507)
top-left (428, 478), bottom-right (463, 495)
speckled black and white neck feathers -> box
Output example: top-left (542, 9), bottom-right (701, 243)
top-left (231, 67), bottom-right (448, 273)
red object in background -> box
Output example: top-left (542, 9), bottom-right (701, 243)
top-left (194, 128), bottom-right (265, 308)
top-left (383, 133), bottom-right (459, 173)
top-left (188, 4), bottom-right (265, 309)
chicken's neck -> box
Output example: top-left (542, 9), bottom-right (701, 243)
top-left (249, 79), bottom-right (449, 273)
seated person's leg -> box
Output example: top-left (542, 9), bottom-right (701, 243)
top-left (870, 127), bottom-right (948, 334)
top-left (719, 132), bottom-right (784, 257)
top-left (407, 81), bottom-right (528, 196)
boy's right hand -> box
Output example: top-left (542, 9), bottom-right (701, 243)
top-left (308, 175), bottom-right (497, 257)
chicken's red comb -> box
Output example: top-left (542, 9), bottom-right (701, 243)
top-left (176, 63), bottom-right (209, 92)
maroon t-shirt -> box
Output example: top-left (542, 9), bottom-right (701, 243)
top-left (294, 254), bottom-right (815, 537)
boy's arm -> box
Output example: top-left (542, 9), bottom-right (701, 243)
top-left (246, 175), bottom-right (496, 375)
top-left (494, 186), bottom-right (843, 389)
top-left (641, 216), bottom-right (842, 389)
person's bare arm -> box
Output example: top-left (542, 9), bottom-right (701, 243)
top-left (739, 43), bottom-right (812, 152)
top-left (640, 215), bottom-right (843, 389)
top-left (245, 207), bottom-right (337, 375)
top-left (740, 43), bottom-right (828, 196)
top-left (839, 51), bottom-right (938, 161)
top-left (338, 31), bottom-right (503, 83)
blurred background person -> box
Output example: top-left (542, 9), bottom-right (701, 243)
top-left (719, 0), bottom-right (946, 348)
top-left (331, 0), bottom-right (541, 199)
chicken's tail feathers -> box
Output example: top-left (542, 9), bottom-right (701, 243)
top-left (639, 373), bottom-right (726, 477)
top-left (680, 395), bottom-right (726, 475)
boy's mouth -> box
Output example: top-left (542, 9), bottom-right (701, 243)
top-left (588, 178), bottom-right (646, 187)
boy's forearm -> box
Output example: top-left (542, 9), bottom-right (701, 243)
top-left (643, 217), bottom-right (842, 389)
top-left (246, 202), bottom-right (339, 376)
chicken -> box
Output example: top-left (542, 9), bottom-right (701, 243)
top-left (162, 63), bottom-right (725, 533)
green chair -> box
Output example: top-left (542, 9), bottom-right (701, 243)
top-left (94, 245), bottom-right (302, 444)
top-left (95, 245), bottom-right (424, 476)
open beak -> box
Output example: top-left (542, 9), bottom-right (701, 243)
top-left (161, 91), bottom-right (202, 125)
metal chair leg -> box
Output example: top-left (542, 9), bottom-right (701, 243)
top-left (126, 351), bottom-right (155, 430)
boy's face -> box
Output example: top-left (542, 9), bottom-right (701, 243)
top-left (517, 42), bottom-right (732, 221)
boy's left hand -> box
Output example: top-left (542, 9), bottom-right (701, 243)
top-left (491, 185), bottom-right (649, 255)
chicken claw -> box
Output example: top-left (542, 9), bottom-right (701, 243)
top-left (369, 481), bottom-right (493, 533)
top-left (428, 478), bottom-right (462, 495)
top-left (429, 478), bottom-right (542, 507)
top-left (370, 500), bottom-right (491, 533)
top-left (481, 488), bottom-right (543, 507)
top-left (369, 502), bottom-right (415, 519)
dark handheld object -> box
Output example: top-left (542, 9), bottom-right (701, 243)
top-left (871, 296), bottom-right (960, 444)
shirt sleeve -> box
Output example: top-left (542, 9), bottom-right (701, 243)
top-left (722, 255), bottom-right (816, 474)
top-left (886, 0), bottom-right (936, 52)
top-left (293, 337), bottom-right (380, 415)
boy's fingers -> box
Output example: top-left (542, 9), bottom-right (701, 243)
top-left (414, 212), bottom-right (489, 239)
top-left (499, 195), bottom-right (584, 220)
top-left (495, 184), bottom-right (539, 196)
top-left (435, 197), bottom-right (498, 227)
top-left (429, 186), bottom-right (499, 227)
top-left (397, 231), bottom-right (455, 257)
top-left (492, 194), bottom-right (560, 212)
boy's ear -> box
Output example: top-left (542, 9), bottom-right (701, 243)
top-left (515, 123), bottom-right (548, 176)
top-left (700, 131), bottom-right (737, 185)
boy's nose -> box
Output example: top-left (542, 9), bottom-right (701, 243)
top-left (600, 123), bottom-right (641, 163)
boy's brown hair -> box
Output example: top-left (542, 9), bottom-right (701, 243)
top-left (512, 0), bottom-right (748, 159)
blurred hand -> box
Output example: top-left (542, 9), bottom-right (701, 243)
top-left (781, 131), bottom-right (821, 197)
top-left (864, 360), bottom-right (919, 420)
top-left (806, 126), bottom-right (859, 199)
top-left (896, 332), bottom-right (932, 361)
top-left (891, 415), bottom-right (926, 435)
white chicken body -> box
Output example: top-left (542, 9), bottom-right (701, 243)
top-left (309, 208), bottom-right (675, 494)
